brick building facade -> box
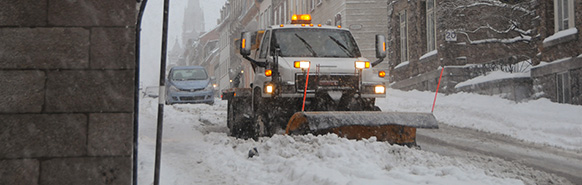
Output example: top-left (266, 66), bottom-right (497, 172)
top-left (388, 0), bottom-right (538, 95)
top-left (387, 0), bottom-right (581, 105)
top-left (0, 1), bottom-right (138, 184)
top-left (532, 0), bottom-right (582, 105)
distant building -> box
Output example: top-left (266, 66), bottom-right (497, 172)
top-left (168, 38), bottom-right (186, 68)
top-left (182, 0), bottom-right (205, 47)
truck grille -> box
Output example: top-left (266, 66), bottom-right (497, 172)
top-left (295, 74), bottom-right (359, 92)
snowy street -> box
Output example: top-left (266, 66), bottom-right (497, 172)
top-left (137, 88), bottom-right (582, 185)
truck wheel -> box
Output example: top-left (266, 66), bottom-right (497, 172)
top-left (227, 101), bottom-right (235, 136)
top-left (251, 88), bottom-right (270, 139)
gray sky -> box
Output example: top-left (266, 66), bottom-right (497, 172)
top-left (140, 0), bottom-right (227, 87)
top-left (201, 0), bottom-right (228, 32)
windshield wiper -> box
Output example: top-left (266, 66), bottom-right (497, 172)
top-left (328, 36), bottom-right (354, 57)
top-left (294, 34), bottom-right (318, 57)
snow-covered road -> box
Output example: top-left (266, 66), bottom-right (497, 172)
top-left (137, 88), bottom-right (581, 184)
top-left (417, 124), bottom-right (582, 184)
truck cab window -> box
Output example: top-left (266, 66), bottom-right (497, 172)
top-left (258, 30), bottom-right (271, 59)
top-left (273, 28), bottom-right (361, 58)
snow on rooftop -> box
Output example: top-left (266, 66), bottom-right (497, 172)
top-left (467, 35), bottom-right (532, 44)
top-left (419, 50), bottom-right (438, 61)
top-left (543, 28), bottom-right (578, 44)
top-left (532, 57), bottom-right (573, 69)
top-left (455, 70), bottom-right (530, 88)
top-left (395, 61), bottom-right (409, 69)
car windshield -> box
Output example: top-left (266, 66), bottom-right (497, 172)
top-left (272, 28), bottom-right (361, 58)
top-left (171, 68), bottom-right (208, 81)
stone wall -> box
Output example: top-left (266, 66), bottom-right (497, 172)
top-left (0, 1), bottom-right (137, 184)
top-left (532, 57), bottom-right (582, 105)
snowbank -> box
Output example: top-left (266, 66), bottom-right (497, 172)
top-left (378, 89), bottom-right (582, 151)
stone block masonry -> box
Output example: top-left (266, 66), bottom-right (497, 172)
top-left (0, 0), bottom-right (138, 184)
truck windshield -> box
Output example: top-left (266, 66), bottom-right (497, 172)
top-left (272, 28), bottom-right (361, 58)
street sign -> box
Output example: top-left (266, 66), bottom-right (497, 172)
top-left (445, 30), bottom-right (457, 42)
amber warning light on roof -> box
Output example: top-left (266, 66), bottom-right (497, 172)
top-left (291, 14), bottom-right (311, 24)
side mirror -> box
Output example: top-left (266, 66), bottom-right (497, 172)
top-left (375, 34), bottom-right (387, 59)
top-left (240, 32), bottom-right (252, 56)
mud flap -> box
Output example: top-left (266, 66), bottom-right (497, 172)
top-left (285, 111), bottom-right (438, 145)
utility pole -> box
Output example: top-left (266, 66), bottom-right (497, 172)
top-left (154, 0), bottom-right (170, 184)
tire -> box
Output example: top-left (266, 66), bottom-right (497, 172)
top-left (227, 101), bottom-right (234, 136)
top-left (251, 88), bottom-right (270, 139)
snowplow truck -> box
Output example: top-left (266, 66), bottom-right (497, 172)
top-left (223, 14), bottom-right (438, 146)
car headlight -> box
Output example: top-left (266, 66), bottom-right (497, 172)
top-left (205, 83), bottom-right (214, 90)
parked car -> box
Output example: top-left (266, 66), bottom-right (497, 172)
top-left (165, 66), bottom-right (215, 105)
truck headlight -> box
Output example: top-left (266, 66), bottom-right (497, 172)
top-left (355, 61), bottom-right (370, 69)
top-left (265, 84), bottom-right (275, 94)
top-left (374, 85), bottom-right (385, 94)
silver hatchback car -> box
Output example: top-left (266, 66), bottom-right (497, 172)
top-left (165, 66), bottom-right (215, 105)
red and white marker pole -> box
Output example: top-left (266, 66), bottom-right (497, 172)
top-left (432, 67), bottom-right (444, 113)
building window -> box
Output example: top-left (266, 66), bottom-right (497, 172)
top-left (400, 10), bottom-right (408, 63)
top-left (304, 0), bottom-right (309, 14)
top-left (274, 9), bottom-right (279, 25)
top-left (277, 6), bottom-right (285, 24)
top-left (557, 72), bottom-right (571, 103)
top-left (554, 0), bottom-right (575, 32)
top-left (214, 63), bottom-right (220, 78)
top-left (426, 0), bottom-right (436, 52)
top-left (259, 12), bottom-right (263, 28)
top-left (284, 1), bottom-right (288, 23)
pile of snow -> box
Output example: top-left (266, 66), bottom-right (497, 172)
top-left (199, 133), bottom-right (524, 185)
top-left (379, 89), bottom-right (582, 151)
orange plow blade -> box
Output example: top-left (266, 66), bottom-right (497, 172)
top-left (285, 111), bottom-right (438, 145)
